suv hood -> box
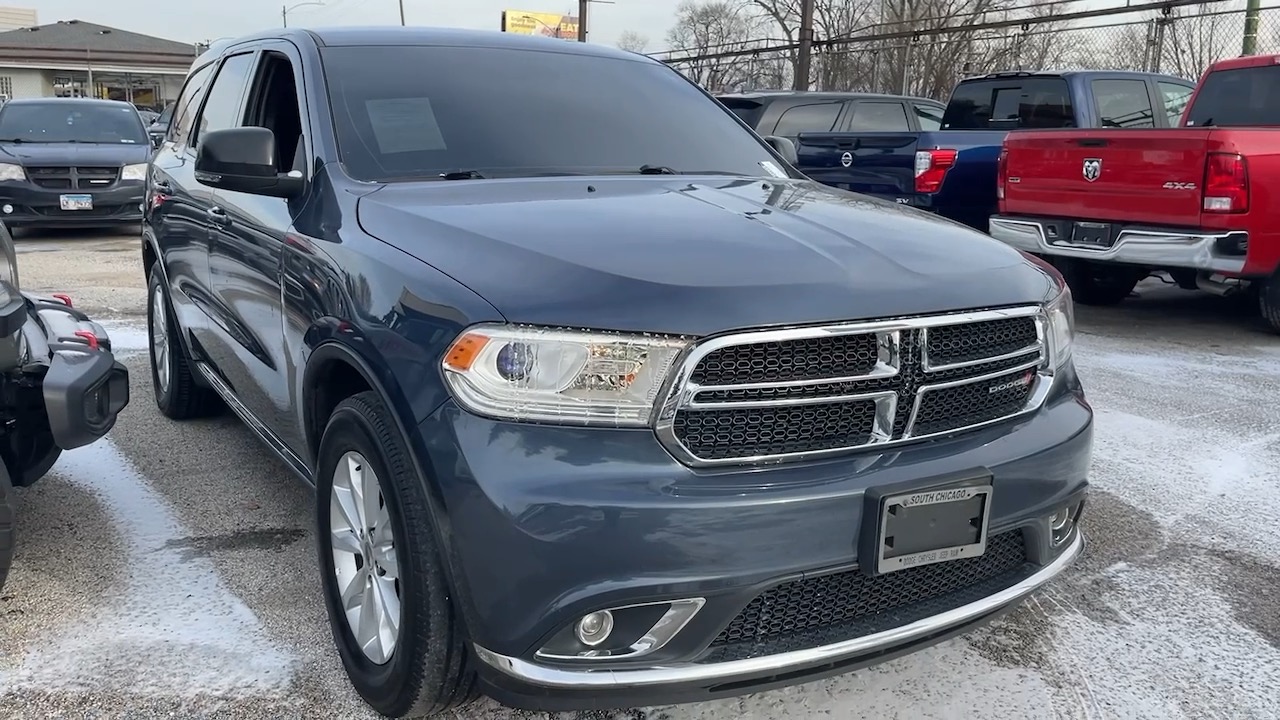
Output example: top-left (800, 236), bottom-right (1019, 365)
top-left (357, 176), bottom-right (1058, 336)
top-left (0, 142), bottom-right (150, 166)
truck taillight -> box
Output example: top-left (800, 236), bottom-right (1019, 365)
top-left (1203, 152), bottom-right (1248, 213)
top-left (996, 147), bottom-right (1009, 200)
top-left (915, 148), bottom-right (957, 194)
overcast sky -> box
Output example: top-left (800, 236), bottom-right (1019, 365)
top-left (30, 0), bottom-right (681, 51)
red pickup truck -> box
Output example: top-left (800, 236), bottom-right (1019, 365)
top-left (988, 54), bottom-right (1280, 328)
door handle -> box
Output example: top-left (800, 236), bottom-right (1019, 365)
top-left (153, 180), bottom-right (172, 193)
top-left (206, 206), bottom-right (231, 226)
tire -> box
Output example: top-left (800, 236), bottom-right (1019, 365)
top-left (1057, 259), bottom-right (1144, 306)
top-left (1257, 273), bottom-right (1280, 334)
top-left (147, 263), bottom-right (220, 419)
top-left (15, 433), bottom-right (60, 487)
top-left (316, 391), bottom-right (479, 718)
top-left (0, 459), bottom-right (14, 591)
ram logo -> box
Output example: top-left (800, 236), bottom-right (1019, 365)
top-left (989, 371), bottom-right (1034, 395)
top-left (1163, 181), bottom-right (1197, 190)
top-left (1082, 158), bottom-right (1102, 182)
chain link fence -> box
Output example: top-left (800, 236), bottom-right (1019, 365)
top-left (656, 2), bottom-right (1280, 100)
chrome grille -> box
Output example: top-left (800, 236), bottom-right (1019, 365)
top-left (655, 307), bottom-right (1048, 466)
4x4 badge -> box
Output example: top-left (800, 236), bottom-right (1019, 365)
top-left (1082, 157), bottom-right (1102, 182)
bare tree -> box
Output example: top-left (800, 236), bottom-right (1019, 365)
top-left (665, 0), bottom-right (767, 91)
top-left (617, 30), bottom-right (650, 53)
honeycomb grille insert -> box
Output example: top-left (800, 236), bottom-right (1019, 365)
top-left (702, 530), bottom-right (1031, 662)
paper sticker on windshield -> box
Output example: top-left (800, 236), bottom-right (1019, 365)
top-left (759, 160), bottom-right (787, 178)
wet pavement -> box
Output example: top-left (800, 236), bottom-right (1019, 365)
top-left (1, 230), bottom-right (1278, 719)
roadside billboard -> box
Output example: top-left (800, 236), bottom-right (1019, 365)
top-left (500, 10), bottom-right (579, 39)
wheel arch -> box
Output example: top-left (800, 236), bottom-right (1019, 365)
top-left (302, 337), bottom-right (473, 630)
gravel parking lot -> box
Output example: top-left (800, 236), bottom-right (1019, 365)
top-left (1, 229), bottom-right (1278, 720)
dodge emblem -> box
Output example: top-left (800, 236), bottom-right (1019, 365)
top-left (1082, 157), bottom-right (1102, 182)
top-left (841, 151), bottom-right (853, 168)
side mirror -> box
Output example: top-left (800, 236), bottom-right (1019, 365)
top-left (763, 135), bottom-right (799, 166)
top-left (194, 127), bottom-right (303, 198)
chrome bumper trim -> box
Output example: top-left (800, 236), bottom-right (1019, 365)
top-left (473, 530), bottom-right (1085, 689)
top-left (988, 217), bottom-right (1247, 274)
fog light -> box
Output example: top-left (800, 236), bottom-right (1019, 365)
top-left (2, 204), bottom-right (12, 214)
top-left (574, 610), bottom-right (614, 647)
top-left (1050, 500), bottom-right (1083, 547)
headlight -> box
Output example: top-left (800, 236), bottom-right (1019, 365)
top-left (121, 163), bottom-right (148, 181)
top-left (0, 163), bottom-right (23, 182)
top-left (441, 323), bottom-right (689, 426)
top-left (1043, 284), bottom-right (1074, 367)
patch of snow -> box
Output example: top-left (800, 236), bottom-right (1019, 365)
top-left (0, 441), bottom-right (297, 697)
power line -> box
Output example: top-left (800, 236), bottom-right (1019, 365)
top-left (654, 0), bottom-right (1237, 64)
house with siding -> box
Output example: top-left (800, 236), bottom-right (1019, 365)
top-left (0, 19), bottom-right (197, 109)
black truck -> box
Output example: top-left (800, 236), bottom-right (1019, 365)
top-left (753, 71), bottom-right (1196, 232)
top-left (0, 222), bottom-right (130, 589)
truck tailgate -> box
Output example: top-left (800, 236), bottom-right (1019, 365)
top-left (795, 131), bottom-right (918, 195)
top-left (1002, 128), bottom-right (1215, 226)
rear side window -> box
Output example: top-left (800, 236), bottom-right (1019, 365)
top-left (1158, 82), bottom-right (1194, 126)
top-left (912, 102), bottom-right (943, 131)
top-left (772, 102), bottom-right (841, 136)
top-left (1092, 79), bottom-right (1155, 128)
top-left (1186, 65), bottom-right (1280, 127)
top-left (168, 63), bottom-right (215, 148)
top-left (718, 97), bottom-right (765, 130)
top-left (943, 77), bottom-right (1075, 129)
top-left (848, 101), bottom-right (909, 131)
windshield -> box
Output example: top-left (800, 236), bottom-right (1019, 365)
top-left (320, 45), bottom-right (791, 182)
top-left (0, 102), bottom-right (148, 144)
top-left (1186, 65), bottom-right (1280, 127)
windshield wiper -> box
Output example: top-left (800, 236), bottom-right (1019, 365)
top-left (0, 137), bottom-right (33, 143)
top-left (638, 164), bottom-right (679, 175)
top-left (438, 169), bottom-right (486, 180)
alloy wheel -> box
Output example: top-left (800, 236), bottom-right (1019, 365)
top-left (330, 450), bottom-right (402, 664)
top-left (150, 285), bottom-right (170, 394)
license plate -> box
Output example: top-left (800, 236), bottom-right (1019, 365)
top-left (1069, 221), bottom-right (1115, 248)
top-left (865, 476), bottom-right (993, 576)
top-left (59, 194), bottom-right (93, 211)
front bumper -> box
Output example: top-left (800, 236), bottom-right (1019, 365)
top-left (989, 214), bottom-right (1248, 275)
top-left (0, 180), bottom-right (145, 228)
top-left (477, 532), bottom-right (1083, 709)
top-left (418, 365), bottom-right (1093, 710)
top-left (20, 292), bottom-right (130, 449)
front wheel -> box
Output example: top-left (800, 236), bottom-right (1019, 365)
top-left (316, 391), bottom-right (478, 718)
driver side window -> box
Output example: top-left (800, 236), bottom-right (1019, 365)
top-left (242, 51), bottom-right (305, 175)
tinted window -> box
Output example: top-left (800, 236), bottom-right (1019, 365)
top-left (157, 101), bottom-right (174, 125)
top-left (193, 52), bottom-right (255, 145)
top-left (0, 102), bottom-right (147, 144)
top-left (1186, 65), bottom-right (1280, 127)
top-left (943, 77), bottom-right (1075, 130)
top-left (772, 102), bottom-right (842, 136)
top-left (1092, 79), bottom-right (1155, 128)
top-left (322, 46), bottom-right (792, 182)
top-left (717, 97), bottom-right (765, 130)
top-left (169, 63), bottom-right (216, 148)
top-left (1158, 82), bottom-right (1193, 126)
top-left (848, 101), bottom-right (909, 131)
top-left (913, 103), bottom-right (943, 131)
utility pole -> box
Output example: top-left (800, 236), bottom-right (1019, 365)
top-left (282, 5), bottom-right (288, 27)
top-left (794, 0), bottom-right (814, 90)
top-left (578, 0), bottom-right (588, 42)
top-left (399, 0), bottom-right (406, 26)
top-left (1242, 0), bottom-right (1261, 55)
